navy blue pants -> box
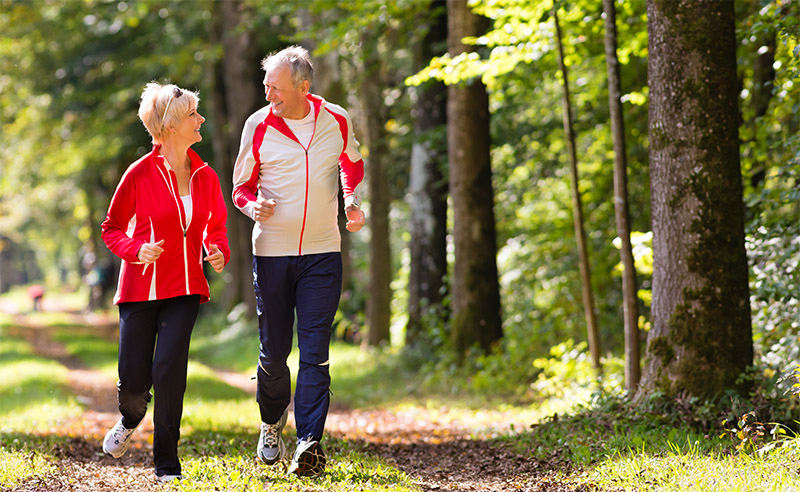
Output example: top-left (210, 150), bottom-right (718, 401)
top-left (116, 295), bottom-right (199, 477)
top-left (253, 253), bottom-right (342, 442)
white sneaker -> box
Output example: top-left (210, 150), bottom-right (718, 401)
top-left (257, 409), bottom-right (288, 465)
top-left (287, 437), bottom-right (326, 477)
top-left (102, 417), bottom-right (138, 458)
top-left (156, 474), bottom-right (183, 483)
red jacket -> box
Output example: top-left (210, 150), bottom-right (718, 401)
top-left (101, 145), bottom-right (230, 304)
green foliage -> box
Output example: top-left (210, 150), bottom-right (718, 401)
top-left (507, 392), bottom-right (726, 467)
top-left (0, 0), bottom-right (215, 288)
top-left (717, 411), bottom-right (790, 453)
top-left (748, 223), bottom-right (800, 394)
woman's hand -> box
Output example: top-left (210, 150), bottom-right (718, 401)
top-left (204, 243), bottom-right (225, 272)
top-left (137, 239), bottom-right (165, 264)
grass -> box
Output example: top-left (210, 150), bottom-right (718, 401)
top-left (0, 335), bottom-right (84, 432)
top-left (589, 440), bottom-right (800, 491)
top-left (0, 442), bottom-right (58, 489)
top-left (0, 306), bottom-right (422, 491)
top-left (3, 290), bottom-right (800, 490)
top-left (0, 333), bottom-right (81, 488)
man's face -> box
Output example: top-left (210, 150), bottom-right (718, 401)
top-left (263, 65), bottom-right (309, 120)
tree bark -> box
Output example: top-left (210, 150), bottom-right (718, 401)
top-left (602, 0), bottom-right (640, 391)
top-left (553, 9), bottom-right (601, 371)
top-left (639, 0), bottom-right (752, 399)
top-left (447, 0), bottom-right (502, 355)
top-left (208, 0), bottom-right (263, 312)
top-left (360, 34), bottom-right (392, 347)
top-left (407, 2), bottom-right (449, 346)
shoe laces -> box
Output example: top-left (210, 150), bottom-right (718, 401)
top-left (261, 422), bottom-right (281, 448)
top-left (112, 421), bottom-right (133, 441)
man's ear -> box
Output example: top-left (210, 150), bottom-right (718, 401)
top-left (301, 79), bottom-right (310, 94)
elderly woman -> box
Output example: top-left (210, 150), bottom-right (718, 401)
top-left (100, 82), bottom-right (230, 483)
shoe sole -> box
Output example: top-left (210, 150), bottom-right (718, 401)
top-left (103, 447), bottom-right (128, 459)
top-left (288, 441), bottom-right (326, 477)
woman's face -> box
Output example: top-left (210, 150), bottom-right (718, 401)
top-left (172, 101), bottom-right (205, 145)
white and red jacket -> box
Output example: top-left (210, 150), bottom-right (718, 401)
top-left (101, 145), bottom-right (230, 304)
top-left (232, 94), bottom-right (364, 257)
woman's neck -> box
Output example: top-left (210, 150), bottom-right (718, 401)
top-left (160, 142), bottom-right (190, 171)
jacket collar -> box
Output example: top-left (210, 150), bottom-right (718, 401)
top-left (150, 144), bottom-right (206, 173)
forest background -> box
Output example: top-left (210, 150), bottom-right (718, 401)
top-left (1, 0), bottom-right (800, 443)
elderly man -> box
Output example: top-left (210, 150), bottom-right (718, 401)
top-left (232, 45), bottom-right (365, 477)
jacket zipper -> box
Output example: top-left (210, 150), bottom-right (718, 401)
top-left (158, 157), bottom-right (205, 295)
top-left (295, 112), bottom-right (317, 255)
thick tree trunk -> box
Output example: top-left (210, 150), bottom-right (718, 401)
top-left (447, 0), bottom-right (502, 355)
top-left (407, 2), bottom-right (448, 346)
top-left (553, 9), bottom-right (601, 371)
top-left (639, 0), bottom-right (752, 399)
top-left (602, 0), bottom-right (640, 391)
top-left (208, 0), bottom-right (263, 313)
top-left (360, 36), bottom-right (392, 347)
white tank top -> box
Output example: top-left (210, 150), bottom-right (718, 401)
top-left (181, 195), bottom-right (192, 225)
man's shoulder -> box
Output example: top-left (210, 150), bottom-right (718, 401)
top-left (320, 100), bottom-right (350, 119)
top-left (245, 105), bottom-right (272, 125)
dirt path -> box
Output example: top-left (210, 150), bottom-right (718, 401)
top-left (3, 317), bottom-right (581, 492)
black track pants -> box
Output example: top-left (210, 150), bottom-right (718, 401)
top-left (116, 295), bottom-right (199, 476)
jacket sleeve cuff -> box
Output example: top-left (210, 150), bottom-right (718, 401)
top-left (344, 194), bottom-right (360, 209)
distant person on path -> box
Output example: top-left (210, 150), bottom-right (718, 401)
top-left (100, 82), bottom-right (230, 483)
top-left (232, 45), bottom-right (365, 477)
top-left (27, 284), bottom-right (44, 312)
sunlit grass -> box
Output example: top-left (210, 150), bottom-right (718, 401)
top-left (0, 448), bottom-right (57, 488)
top-left (0, 335), bottom-right (83, 432)
top-left (51, 328), bottom-right (119, 376)
top-left (0, 284), bottom-right (88, 315)
top-left (183, 362), bottom-right (255, 430)
top-left (173, 437), bottom-right (420, 492)
top-left (4, 287), bottom-right (800, 492)
top-left (589, 441), bottom-right (800, 491)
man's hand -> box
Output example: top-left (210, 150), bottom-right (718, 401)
top-left (345, 204), bottom-right (365, 232)
top-left (253, 197), bottom-right (276, 222)
top-left (204, 244), bottom-right (225, 273)
top-left (137, 239), bottom-right (164, 264)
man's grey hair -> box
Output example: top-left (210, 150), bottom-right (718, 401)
top-left (262, 45), bottom-right (313, 87)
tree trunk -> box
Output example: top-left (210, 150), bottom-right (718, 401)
top-left (360, 35), bottom-right (392, 347)
top-left (639, 0), bottom-right (752, 399)
top-left (602, 0), bottom-right (640, 391)
top-left (553, 9), bottom-right (601, 371)
top-left (447, 0), bottom-right (502, 355)
top-left (407, 2), bottom-right (449, 346)
top-left (208, 0), bottom-right (263, 312)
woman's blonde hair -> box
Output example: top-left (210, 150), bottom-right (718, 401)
top-left (138, 82), bottom-right (199, 143)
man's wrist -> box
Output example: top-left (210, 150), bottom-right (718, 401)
top-left (344, 194), bottom-right (360, 209)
